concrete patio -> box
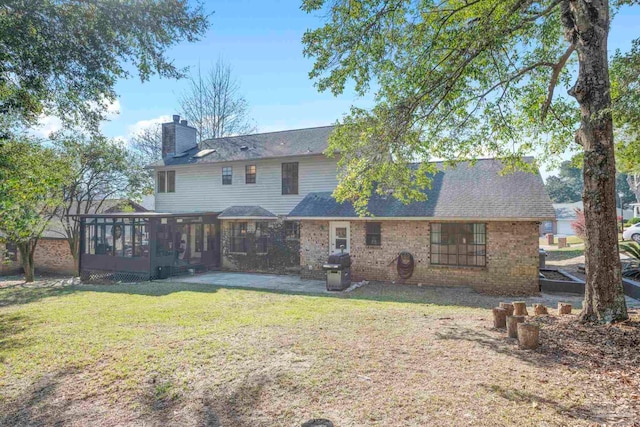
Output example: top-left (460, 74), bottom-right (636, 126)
top-left (162, 271), bottom-right (329, 294)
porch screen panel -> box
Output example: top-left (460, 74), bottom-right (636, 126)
top-left (430, 223), bottom-right (486, 267)
top-left (230, 222), bottom-right (248, 253)
top-left (255, 222), bottom-right (269, 254)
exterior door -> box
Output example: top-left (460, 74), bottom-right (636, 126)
top-left (330, 221), bottom-right (350, 254)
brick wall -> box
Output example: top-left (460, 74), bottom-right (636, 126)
top-left (1, 239), bottom-right (76, 276)
top-left (34, 239), bottom-right (76, 275)
top-left (300, 220), bottom-right (540, 295)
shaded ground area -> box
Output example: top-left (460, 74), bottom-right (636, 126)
top-left (1, 276), bottom-right (639, 426)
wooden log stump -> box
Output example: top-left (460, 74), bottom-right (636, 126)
top-left (499, 302), bottom-right (514, 317)
top-left (517, 323), bottom-right (540, 350)
top-left (492, 307), bottom-right (507, 329)
top-left (507, 315), bottom-right (525, 339)
top-left (533, 304), bottom-right (548, 316)
top-left (558, 303), bottom-right (572, 315)
top-left (513, 301), bottom-right (528, 316)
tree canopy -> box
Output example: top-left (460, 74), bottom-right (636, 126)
top-left (0, 0), bottom-right (209, 131)
top-left (0, 137), bottom-right (70, 281)
top-left (53, 134), bottom-right (152, 273)
top-left (303, 0), bottom-right (631, 323)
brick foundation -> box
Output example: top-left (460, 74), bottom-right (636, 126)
top-left (300, 220), bottom-right (540, 295)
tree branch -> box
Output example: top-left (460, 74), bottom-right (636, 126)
top-left (541, 44), bottom-right (576, 121)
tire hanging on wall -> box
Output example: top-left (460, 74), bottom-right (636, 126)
top-left (396, 251), bottom-right (415, 279)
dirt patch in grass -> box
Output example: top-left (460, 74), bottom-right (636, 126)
top-left (0, 281), bottom-right (639, 425)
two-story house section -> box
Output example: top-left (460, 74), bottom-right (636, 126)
top-left (151, 115), bottom-right (339, 274)
top-left (149, 115), bottom-right (556, 295)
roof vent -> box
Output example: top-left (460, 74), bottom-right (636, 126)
top-left (240, 145), bottom-right (249, 151)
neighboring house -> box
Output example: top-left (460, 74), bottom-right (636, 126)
top-left (542, 201), bottom-right (634, 236)
top-left (143, 115), bottom-right (555, 295)
top-left (0, 199), bottom-right (147, 276)
top-left (632, 203), bottom-right (640, 219)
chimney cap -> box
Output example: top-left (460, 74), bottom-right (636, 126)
top-left (180, 119), bottom-right (188, 126)
top-left (172, 114), bottom-right (180, 123)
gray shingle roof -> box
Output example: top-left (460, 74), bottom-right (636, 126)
top-left (289, 158), bottom-right (555, 220)
top-left (218, 206), bottom-right (277, 219)
top-left (153, 125), bottom-right (335, 167)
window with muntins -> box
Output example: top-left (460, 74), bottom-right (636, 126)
top-left (245, 165), bottom-right (256, 184)
top-left (222, 167), bottom-right (232, 185)
top-left (282, 162), bottom-right (299, 194)
top-left (157, 171), bottom-right (166, 193)
top-left (285, 221), bottom-right (300, 240)
top-left (230, 222), bottom-right (248, 253)
top-left (167, 171), bottom-right (175, 193)
top-left (365, 222), bottom-right (382, 246)
top-left (430, 223), bottom-right (486, 266)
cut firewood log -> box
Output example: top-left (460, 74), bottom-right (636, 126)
top-left (517, 323), bottom-right (540, 350)
top-left (492, 307), bottom-right (507, 329)
top-left (558, 303), bottom-right (572, 315)
top-left (513, 301), bottom-right (528, 316)
top-left (533, 304), bottom-right (548, 316)
top-left (499, 302), bottom-right (514, 317)
top-left (507, 315), bottom-right (525, 339)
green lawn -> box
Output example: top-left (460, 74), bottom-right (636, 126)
top-left (0, 280), bottom-right (638, 426)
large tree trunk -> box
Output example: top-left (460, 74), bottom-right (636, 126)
top-left (17, 241), bottom-right (35, 283)
top-left (564, 0), bottom-right (628, 322)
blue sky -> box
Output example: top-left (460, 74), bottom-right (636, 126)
top-left (37, 1), bottom-right (640, 176)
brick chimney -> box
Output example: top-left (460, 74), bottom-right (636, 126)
top-left (161, 114), bottom-right (197, 158)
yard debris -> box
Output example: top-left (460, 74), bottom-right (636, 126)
top-left (492, 307), bottom-right (507, 329)
top-left (533, 304), bottom-right (549, 316)
top-left (344, 280), bottom-right (369, 292)
top-left (507, 315), bottom-right (525, 338)
top-left (558, 303), bottom-right (572, 315)
top-left (512, 301), bottom-right (528, 316)
top-left (517, 323), bottom-right (540, 350)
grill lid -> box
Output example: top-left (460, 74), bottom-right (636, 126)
top-left (327, 252), bottom-right (351, 268)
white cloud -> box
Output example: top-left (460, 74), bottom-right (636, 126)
top-left (127, 115), bottom-right (171, 139)
top-left (30, 98), bottom-right (122, 138)
top-left (32, 115), bottom-right (64, 138)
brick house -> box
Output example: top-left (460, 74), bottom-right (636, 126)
top-left (144, 115), bottom-right (555, 294)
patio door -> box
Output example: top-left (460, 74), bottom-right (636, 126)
top-left (329, 221), bottom-right (350, 254)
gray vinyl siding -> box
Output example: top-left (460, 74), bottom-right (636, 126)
top-left (154, 155), bottom-right (339, 215)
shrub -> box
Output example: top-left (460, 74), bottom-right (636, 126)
top-left (627, 217), bottom-right (640, 226)
top-left (571, 208), bottom-right (586, 240)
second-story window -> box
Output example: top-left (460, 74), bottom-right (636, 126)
top-left (157, 171), bottom-right (175, 193)
top-left (245, 165), bottom-right (256, 184)
top-left (167, 171), bottom-right (175, 193)
top-left (222, 167), bottom-right (232, 185)
top-left (282, 162), bottom-right (298, 195)
top-left (157, 171), bottom-right (166, 193)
